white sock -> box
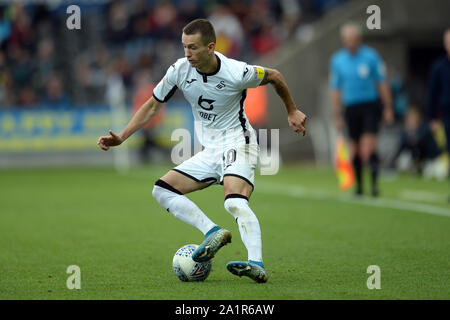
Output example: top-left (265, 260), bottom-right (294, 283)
top-left (152, 181), bottom-right (217, 235)
top-left (224, 195), bottom-right (262, 262)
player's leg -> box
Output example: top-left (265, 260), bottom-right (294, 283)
top-left (223, 176), bottom-right (259, 260)
top-left (438, 116), bottom-right (450, 202)
top-left (349, 140), bottom-right (363, 195)
top-left (360, 102), bottom-right (383, 197)
top-left (152, 147), bottom-right (227, 238)
top-left (345, 106), bottom-right (364, 195)
top-left (152, 169), bottom-right (219, 235)
top-left (442, 117), bottom-right (450, 178)
top-left (220, 138), bottom-right (268, 282)
top-left (223, 176), bottom-right (268, 283)
top-left (360, 133), bottom-right (379, 196)
top-left (153, 149), bottom-right (232, 263)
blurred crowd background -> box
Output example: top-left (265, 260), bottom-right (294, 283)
top-left (0, 0), bottom-right (448, 183)
top-left (0, 0), bottom-right (345, 108)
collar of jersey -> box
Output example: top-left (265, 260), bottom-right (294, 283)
top-left (345, 45), bottom-right (363, 58)
top-left (195, 54), bottom-right (221, 77)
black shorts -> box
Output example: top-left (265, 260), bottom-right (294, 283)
top-left (344, 100), bottom-right (382, 141)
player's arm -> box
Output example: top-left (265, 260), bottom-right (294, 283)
top-left (330, 89), bottom-right (344, 131)
top-left (259, 67), bottom-right (307, 136)
top-left (97, 96), bottom-right (162, 151)
top-left (377, 81), bottom-right (394, 124)
top-left (373, 53), bottom-right (394, 124)
top-left (329, 57), bottom-right (345, 131)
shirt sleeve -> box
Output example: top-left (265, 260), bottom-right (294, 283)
top-left (329, 57), bottom-right (341, 90)
top-left (153, 63), bottom-right (178, 103)
top-left (372, 51), bottom-right (387, 83)
top-left (240, 64), bottom-right (265, 89)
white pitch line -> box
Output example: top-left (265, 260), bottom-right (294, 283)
top-left (400, 189), bottom-right (447, 203)
top-left (257, 182), bottom-right (450, 218)
top-left (122, 171), bottom-right (450, 218)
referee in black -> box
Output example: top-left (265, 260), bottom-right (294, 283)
top-left (330, 23), bottom-right (394, 197)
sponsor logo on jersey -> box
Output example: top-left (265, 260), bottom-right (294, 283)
top-left (198, 111), bottom-right (217, 122)
top-left (186, 79), bottom-right (197, 84)
top-left (357, 63), bottom-right (369, 78)
top-left (197, 95), bottom-right (215, 111)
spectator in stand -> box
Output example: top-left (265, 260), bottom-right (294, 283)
top-left (34, 38), bottom-right (56, 94)
top-left (428, 28), bottom-right (450, 201)
top-left (178, 0), bottom-right (205, 27)
top-left (148, 0), bottom-right (178, 40)
top-left (41, 73), bottom-right (70, 109)
top-left (7, 3), bottom-right (34, 50)
top-left (391, 107), bottom-right (442, 175)
top-left (132, 69), bottom-right (166, 163)
top-left (247, 0), bottom-right (282, 56)
top-left (0, 51), bottom-right (15, 107)
top-left (106, 0), bottom-right (131, 46)
top-left (427, 28), bottom-right (450, 168)
top-left (10, 45), bottom-right (34, 91)
top-left (1, 0), bottom-right (346, 108)
top-left (17, 86), bottom-right (38, 107)
top-left (280, 0), bottom-right (301, 39)
top-left (208, 3), bottom-right (244, 58)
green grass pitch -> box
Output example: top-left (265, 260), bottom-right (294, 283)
top-left (0, 164), bottom-right (449, 299)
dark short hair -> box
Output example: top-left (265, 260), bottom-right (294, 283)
top-left (182, 19), bottom-right (216, 45)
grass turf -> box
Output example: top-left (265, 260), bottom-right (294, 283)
top-left (0, 164), bottom-right (449, 299)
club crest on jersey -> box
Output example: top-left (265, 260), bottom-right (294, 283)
top-left (216, 80), bottom-right (226, 90)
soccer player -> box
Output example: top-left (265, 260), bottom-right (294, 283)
top-left (97, 19), bottom-right (307, 283)
top-left (330, 23), bottom-right (393, 197)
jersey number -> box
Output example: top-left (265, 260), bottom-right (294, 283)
top-left (223, 149), bottom-right (237, 168)
top-left (198, 95), bottom-right (215, 111)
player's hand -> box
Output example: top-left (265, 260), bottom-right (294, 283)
top-left (429, 120), bottom-right (440, 133)
top-left (97, 130), bottom-right (123, 151)
top-left (383, 107), bottom-right (394, 124)
top-left (334, 115), bottom-right (345, 132)
top-left (288, 109), bottom-right (307, 136)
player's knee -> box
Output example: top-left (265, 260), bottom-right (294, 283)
top-left (152, 179), bottom-right (182, 204)
top-left (224, 199), bottom-right (240, 215)
top-left (224, 195), bottom-right (253, 219)
top-left (152, 185), bottom-right (160, 201)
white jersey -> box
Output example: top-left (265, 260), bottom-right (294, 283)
top-left (153, 51), bottom-right (265, 148)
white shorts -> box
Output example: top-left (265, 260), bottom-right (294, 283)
top-left (173, 134), bottom-right (259, 189)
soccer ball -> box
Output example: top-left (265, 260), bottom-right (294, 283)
top-left (172, 244), bottom-right (212, 282)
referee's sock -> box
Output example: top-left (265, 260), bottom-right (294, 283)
top-left (352, 155), bottom-right (363, 195)
top-left (152, 179), bottom-right (217, 235)
top-left (369, 153), bottom-right (379, 197)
